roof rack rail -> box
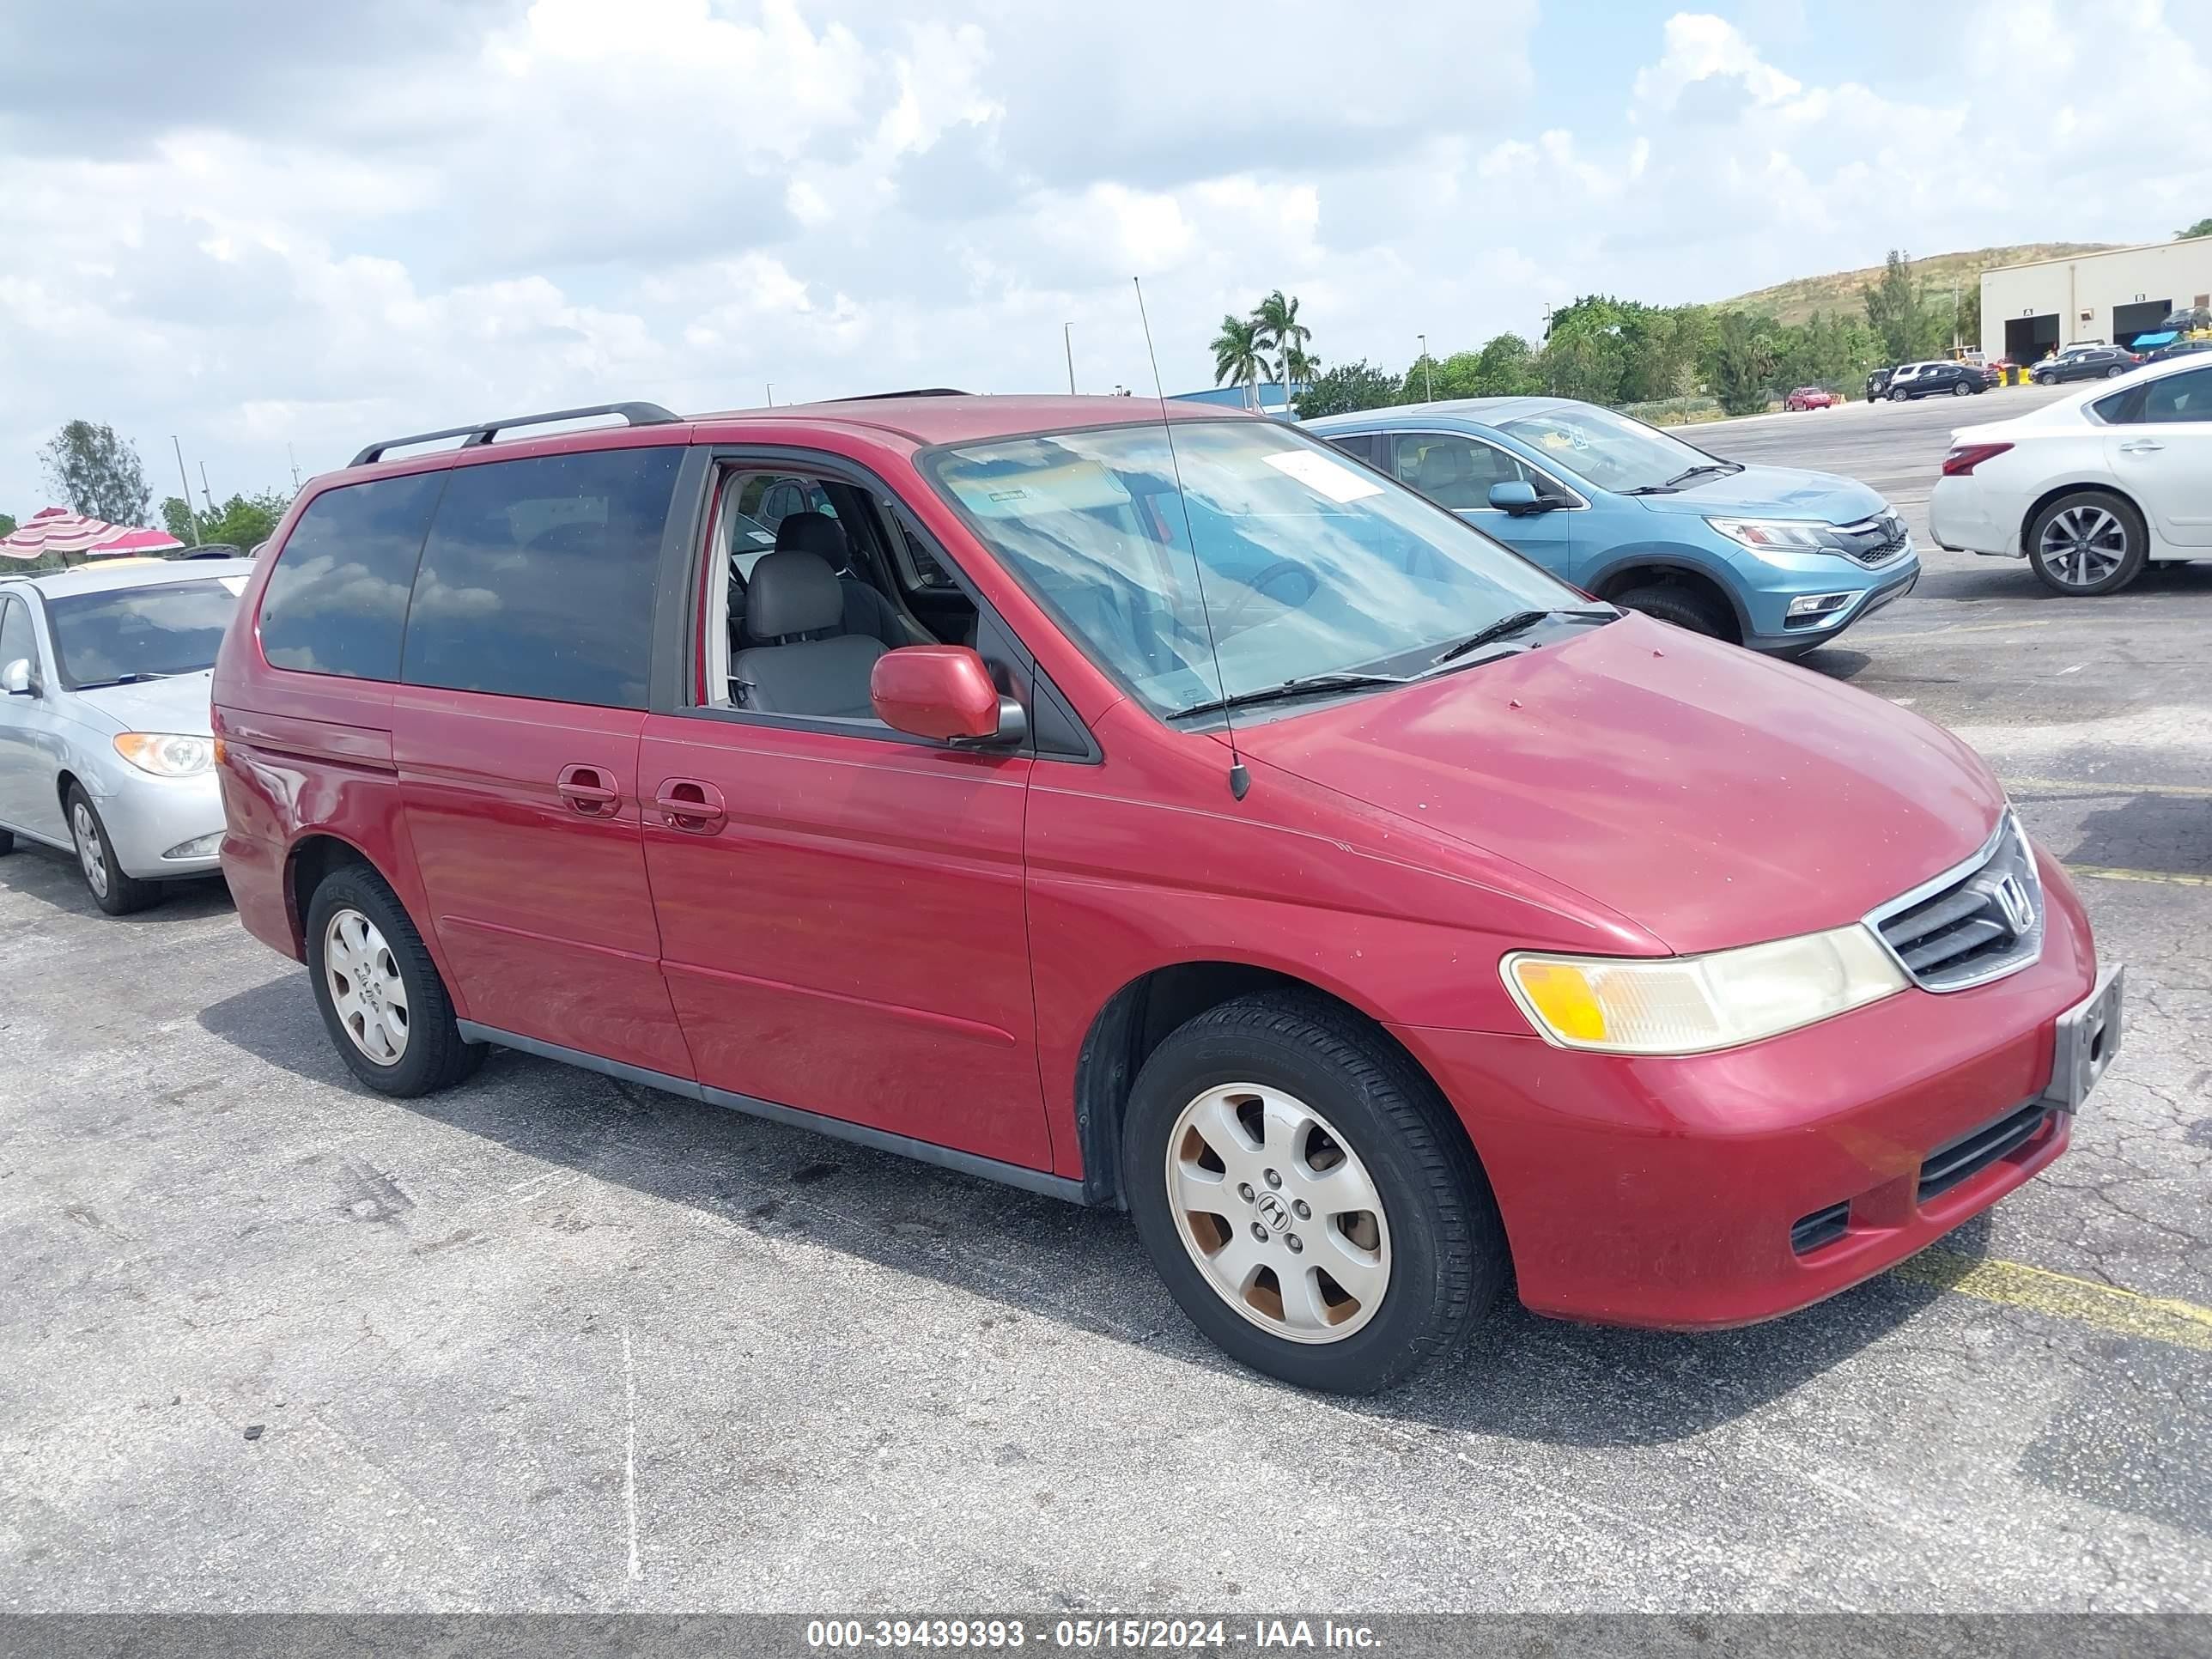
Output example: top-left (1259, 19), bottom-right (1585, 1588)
top-left (821, 387), bottom-right (971, 403)
top-left (349, 402), bottom-right (683, 468)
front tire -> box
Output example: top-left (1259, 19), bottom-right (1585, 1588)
top-left (305, 862), bottom-right (483, 1096)
top-left (1612, 580), bottom-right (1735, 641)
top-left (1121, 994), bottom-right (1505, 1395)
top-left (2028, 489), bottom-right (2148, 596)
top-left (65, 785), bottom-right (160, 915)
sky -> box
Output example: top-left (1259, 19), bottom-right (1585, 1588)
top-left (3, 0), bottom-right (2209, 520)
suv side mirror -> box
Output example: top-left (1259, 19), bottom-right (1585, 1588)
top-left (1488, 480), bottom-right (1543, 515)
top-left (2, 658), bottom-right (34, 696)
top-left (871, 646), bottom-right (1027, 747)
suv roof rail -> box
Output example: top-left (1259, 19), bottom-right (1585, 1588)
top-left (349, 402), bottom-right (683, 468)
top-left (821, 387), bottom-right (971, 403)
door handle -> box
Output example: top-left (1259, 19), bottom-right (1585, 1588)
top-left (653, 777), bottom-right (726, 832)
top-left (2118, 439), bottom-right (2164, 453)
top-left (556, 764), bottom-right (621, 817)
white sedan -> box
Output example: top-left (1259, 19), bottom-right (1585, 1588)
top-left (1929, 354), bottom-right (2211, 595)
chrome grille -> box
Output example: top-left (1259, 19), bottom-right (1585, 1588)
top-left (1833, 513), bottom-right (1911, 567)
top-left (1867, 813), bottom-right (2044, 992)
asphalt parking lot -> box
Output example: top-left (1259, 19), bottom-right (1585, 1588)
top-left (3, 383), bottom-right (2209, 1615)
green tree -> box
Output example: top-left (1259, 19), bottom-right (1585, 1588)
top-left (161, 496), bottom-right (200, 544)
top-left (0, 513), bottom-right (15, 540)
top-left (1708, 311), bottom-right (1779, 415)
top-left (2179, 216), bottom-right (2212, 240)
top-left (1292, 359), bottom-right (1398, 419)
top-left (1210, 313), bottom-right (1270, 408)
top-left (1470, 332), bottom-right (1540, 396)
top-left (1863, 249), bottom-right (1943, 365)
top-left (38, 420), bottom-right (153, 526)
top-left (201, 490), bottom-right (290, 551)
top-left (1252, 290), bottom-right (1314, 390)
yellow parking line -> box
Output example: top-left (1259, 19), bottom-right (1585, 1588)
top-left (2005, 776), bottom-right (2212, 799)
top-left (2069, 865), bottom-right (2212, 889)
top-left (1851, 619), bottom-right (2053, 642)
top-left (1892, 1249), bottom-right (2212, 1352)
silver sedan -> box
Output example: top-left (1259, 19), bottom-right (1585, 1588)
top-left (0, 558), bottom-right (252, 915)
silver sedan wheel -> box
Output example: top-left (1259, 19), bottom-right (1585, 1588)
top-left (2037, 504), bottom-right (2129, 589)
top-left (1164, 1083), bottom-right (1391, 1344)
top-left (71, 801), bottom-right (108, 899)
top-left (324, 908), bottom-right (410, 1065)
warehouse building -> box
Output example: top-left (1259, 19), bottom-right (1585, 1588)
top-left (1982, 236), bottom-right (2212, 362)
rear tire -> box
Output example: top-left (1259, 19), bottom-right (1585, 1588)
top-left (1612, 580), bottom-right (1735, 642)
top-left (1952, 381), bottom-right (1971, 396)
top-left (1121, 994), bottom-right (1505, 1395)
top-left (305, 862), bottom-right (484, 1097)
top-left (65, 785), bottom-right (161, 915)
top-left (1890, 388), bottom-right (1908, 402)
top-left (2027, 489), bottom-right (2148, 597)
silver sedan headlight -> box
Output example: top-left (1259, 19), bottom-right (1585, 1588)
top-left (112, 732), bottom-right (215, 777)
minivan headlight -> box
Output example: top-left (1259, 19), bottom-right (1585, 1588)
top-left (1503, 925), bottom-right (1907, 1055)
top-left (113, 732), bottom-right (214, 777)
top-left (1705, 516), bottom-right (1850, 554)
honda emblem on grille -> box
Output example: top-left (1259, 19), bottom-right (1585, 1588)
top-left (1992, 872), bottom-right (2035, 935)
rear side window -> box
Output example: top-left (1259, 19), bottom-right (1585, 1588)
top-left (2143, 366), bottom-right (2212, 422)
top-left (259, 473), bottom-right (445, 678)
top-left (401, 447), bottom-right (682, 708)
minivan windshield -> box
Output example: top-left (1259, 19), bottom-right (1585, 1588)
top-left (46, 577), bottom-right (241, 690)
top-left (926, 419), bottom-right (1585, 719)
top-left (1490, 405), bottom-right (1733, 495)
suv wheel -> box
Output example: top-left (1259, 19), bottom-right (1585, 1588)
top-left (1611, 581), bottom-right (1734, 641)
top-left (2028, 490), bottom-right (2148, 596)
top-left (306, 863), bottom-right (484, 1096)
top-left (65, 785), bottom-right (160, 915)
top-left (1889, 387), bottom-right (1908, 401)
top-left (1121, 994), bottom-right (1505, 1394)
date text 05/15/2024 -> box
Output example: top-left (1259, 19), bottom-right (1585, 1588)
top-left (805, 1618), bottom-right (1381, 1650)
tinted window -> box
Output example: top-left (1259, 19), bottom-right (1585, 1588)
top-left (46, 579), bottom-right (240, 689)
top-left (1389, 434), bottom-right (1526, 508)
top-left (401, 447), bottom-right (681, 708)
top-left (0, 595), bottom-right (35, 674)
top-left (2143, 367), bottom-right (2212, 422)
top-left (1324, 433), bottom-right (1380, 466)
top-left (260, 473), bottom-right (444, 678)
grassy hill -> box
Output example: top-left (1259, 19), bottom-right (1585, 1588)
top-left (1715, 245), bottom-right (2117, 324)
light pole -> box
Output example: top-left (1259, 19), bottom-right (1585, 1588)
top-left (1063, 322), bottom-right (1076, 395)
top-left (1417, 333), bottom-right (1433, 402)
top-left (765, 384), bottom-right (775, 407)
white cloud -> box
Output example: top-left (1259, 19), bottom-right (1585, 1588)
top-left (2, 0), bottom-right (2209, 516)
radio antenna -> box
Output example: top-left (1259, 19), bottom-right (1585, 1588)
top-left (1133, 276), bottom-right (1250, 802)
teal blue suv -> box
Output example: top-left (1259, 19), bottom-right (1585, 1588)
top-left (1305, 398), bottom-right (1919, 655)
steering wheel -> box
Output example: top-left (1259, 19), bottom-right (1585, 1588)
top-left (1215, 560), bottom-right (1318, 637)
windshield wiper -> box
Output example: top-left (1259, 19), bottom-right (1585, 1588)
top-left (72, 672), bottom-right (172, 689)
top-left (1171, 671), bottom-right (1407, 721)
top-left (1424, 607), bottom-right (1616, 669)
top-left (1661, 462), bottom-right (1741, 488)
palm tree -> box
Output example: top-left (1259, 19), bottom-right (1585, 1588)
top-left (1254, 290), bottom-right (1312, 399)
top-left (1210, 313), bottom-right (1269, 409)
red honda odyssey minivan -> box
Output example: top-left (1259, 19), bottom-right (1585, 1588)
top-left (212, 394), bottom-right (2124, 1393)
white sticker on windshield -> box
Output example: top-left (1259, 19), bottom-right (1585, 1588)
top-left (1262, 448), bottom-right (1383, 502)
top-left (219, 576), bottom-right (249, 595)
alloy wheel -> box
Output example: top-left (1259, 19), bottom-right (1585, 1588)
top-left (324, 907), bottom-right (410, 1065)
top-left (2037, 504), bottom-right (2129, 589)
top-left (71, 802), bottom-right (108, 898)
top-left (1164, 1083), bottom-right (1392, 1344)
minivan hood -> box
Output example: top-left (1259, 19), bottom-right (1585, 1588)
top-left (1231, 616), bottom-right (2002, 955)
top-left (1631, 463), bottom-right (1886, 525)
top-left (68, 670), bottom-right (216, 735)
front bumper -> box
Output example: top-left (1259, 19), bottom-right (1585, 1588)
top-left (1390, 847), bottom-right (2100, 1329)
top-left (1741, 550), bottom-right (1920, 650)
top-left (84, 767), bottom-right (226, 879)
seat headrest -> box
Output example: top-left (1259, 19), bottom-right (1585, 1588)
top-left (1417, 446), bottom-right (1468, 489)
top-left (744, 550), bottom-right (845, 640)
top-left (774, 509), bottom-right (848, 567)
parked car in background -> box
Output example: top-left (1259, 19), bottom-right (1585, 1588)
top-left (0, 558), bottom-right (252, 913)
top-left (1784, 386), bottom-right (1840, 410)
top-left (2031, 344), bottom-right (2138, 384)
top-left (2141, 337), bottom-right (2212, 365)
top-left (210, 394), bottom-right (2113, 1395)
top-left (1866, 366), bottom-right (1898, 401)
top-left (1306, 398), bottom-right (1918, 655)
top-left (1888, 361), bottom-right (1987, 400)
top-left (1932, 354), bottom-right (2212, 596)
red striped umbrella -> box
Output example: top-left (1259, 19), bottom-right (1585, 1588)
top-left (0, 507), bottom-right (185, 561)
